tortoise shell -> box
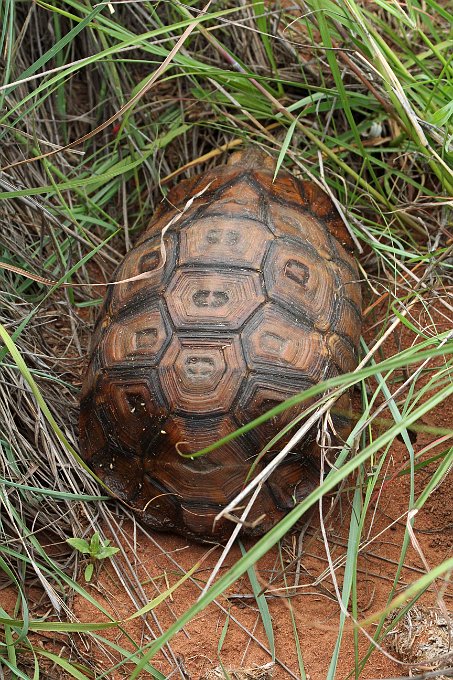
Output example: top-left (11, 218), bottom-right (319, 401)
top-left (79, 151), bottom-right (362, 540)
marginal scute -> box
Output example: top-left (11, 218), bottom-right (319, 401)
top-left (144, 421), bottom-right (248, 507)
top-left (139, 474), bottom-right (182, 530)
top-left (80, 152), bottom-right (362, 541)
top-left (235, 373), bottom-right (317, 448)
top-left (334, 299), bottom-right (362, 347)
top-left (109, 232), bottom-right (177, 312)
top-left (268, 203), bottom-right (331, 250)
top-left (79, 401), bottom-right (107, 461)
top-left (89, 445), bottom-right (144, 501)
top-left (328, 333), bottom-right (357, 374)
top-left (267, 457), bottom-right (319, 509)
top-left (333, 258), bottom-right (362, 310)
top-left (199, 175), bottom-right (267, 223)
top-left (301, 180), bottom-right (334, 218)
top-left (260, 171), bottom-right (305, 208)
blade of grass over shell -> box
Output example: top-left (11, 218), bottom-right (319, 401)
top-left (178, 335), bottom-right (453, 458)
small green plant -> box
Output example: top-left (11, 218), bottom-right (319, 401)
top-left (66, 532), bottom-right (120, 582)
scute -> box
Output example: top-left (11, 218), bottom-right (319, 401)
top-left (268, 202), bottom-right (332, 250)
top-left (242, 304), bottom-right (329, 379)
top-left (198, 174), bottom-right (268, 223)
top-left (109, 232), bottom-right (177, 313)
top-left (264, 239), bottom-right (338, 329)
top-left (80, 151), bottom-right (362, 541)
top-left (334, 299), bottom-right (362, 348)
top-left (92, 449), bottom-right (144, 502)
top-left (93, 370), bottom-right (168, 455)
top-left (179, 216), bottom-right (272, 269)
top-left (100, 301), bottom-right (171, 366)
top-left (79, 400), bottom-right (107, 461)
top-left (144, 416), bottom-right (250, 506)
top-left (164, 268), bottom-right (265, 330)
top-left (158, 335), bottom-right (245, 415)
top-left (234, 373), bottom-right (317, 448)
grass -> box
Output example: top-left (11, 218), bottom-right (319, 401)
top-left (0, 0), bottom-right (452, 678)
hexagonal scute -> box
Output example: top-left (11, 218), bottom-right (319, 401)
top-left (235, 373), bottom-right (316, 449)
top-left (108, 233), bottom-right (177, 314)
top-left (179, 216), bottom-right (272, 270)
top-left (144, 414), bottom-right (255, 506)
top-left (242, 304), bottom-right (329, 381)
top-left (264, 240), bottom-right (337, 330)
top-left (158, 335), bottom-right (245, 415)
top-left (165, 268), bottom-right (264, 330)
top-left (99, 301), bottom-right (171, 367)
top-left (95, 372), bottom-right (167, 455)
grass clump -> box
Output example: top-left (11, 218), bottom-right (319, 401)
top-left (0, 1), bottom-right (452, 678)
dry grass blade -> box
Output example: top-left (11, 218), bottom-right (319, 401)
top-left (1, 0), bottom-right (213, 172)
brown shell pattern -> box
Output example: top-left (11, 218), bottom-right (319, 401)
top-left (79, 154), bottom-right (362, 540)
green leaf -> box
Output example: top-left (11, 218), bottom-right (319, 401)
top-left (33, 648), bottom-right (93, 679)
top-left (217, 611), bottom-right (230, 655)
top-left (3, 4), bottom-right (106, 97)
top-left (66, 538), bottom-right (90, 554)
top-left (96, 547), bottom-right (120, 560)
top-left (430, 99), bottom-right (453, 127)
top-left (84, 564), bottom-right (94, 583)
top-left (273, 117), bottom-right (298, 181)
top-left (89, 532), bottom-right (101, 556)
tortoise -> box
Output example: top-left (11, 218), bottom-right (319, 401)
top-left (79, 150), bottom-right (362, 540)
